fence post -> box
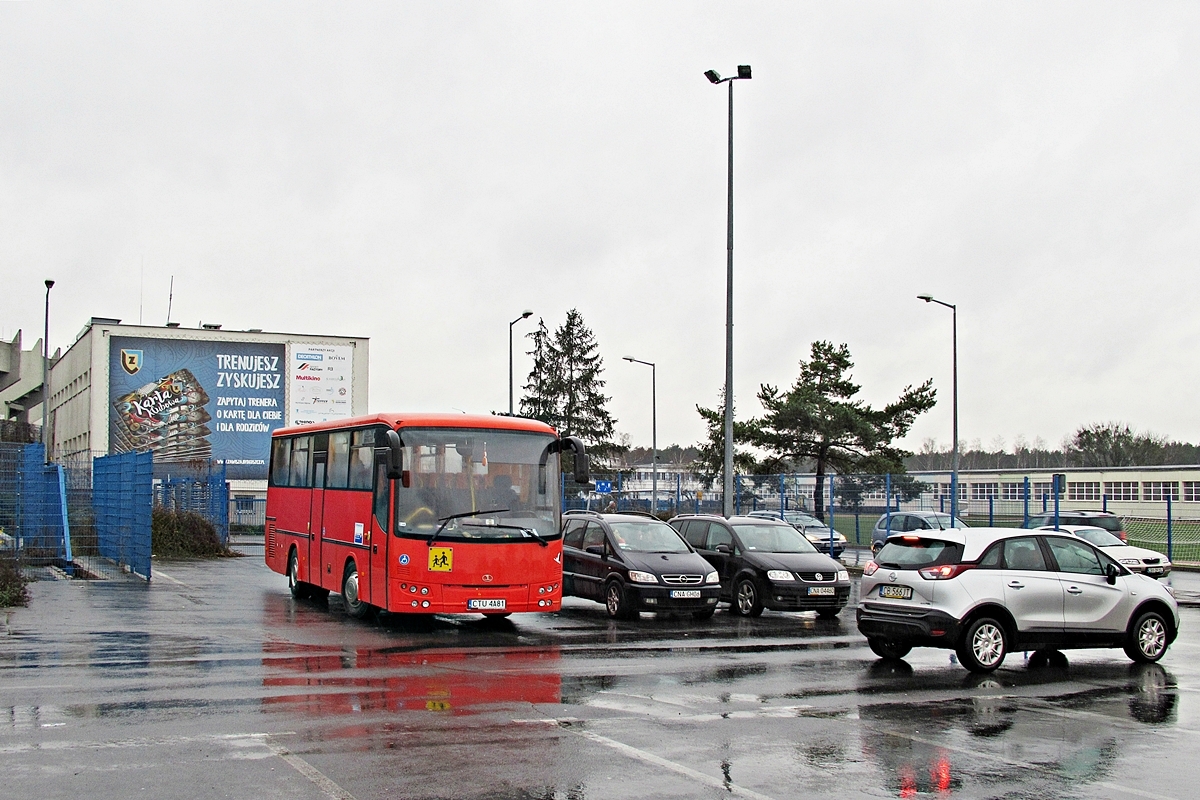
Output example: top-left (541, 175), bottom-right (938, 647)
top-left (988, 496), bottom-right (994, 526)
top-left (779, 474), bottom-right (785, 512)
top-left (1103, 493), bottom-right (1108, 513)
top-left (735, 474), bottom-right (742, 516)
top-left (616, 472), bottom-right (622, 511)
top-left (675, 473), bottom-right (681, 515)
top-left (1023, 477), bottom-right (1030, 528)
top-left (828, 475), bottom-right (836, 553)
top-left (885, 473), bottom-right (892, 539)
top-left (1167, 493), bottom-right (1173, 561)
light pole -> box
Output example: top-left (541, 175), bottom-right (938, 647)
top-left (509, 309), bottom-right (533, 415)
top-left (705, 64), bottom-right (751, 518)
top-left (42, 279), bottom-right (55, 461)
top-left (623, 356), bottom-right (657, 514)
top-left (918, 294), bottom-right (957, 527)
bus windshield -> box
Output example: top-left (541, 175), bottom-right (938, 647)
top-left (394, 427), bottom-right (560, 541)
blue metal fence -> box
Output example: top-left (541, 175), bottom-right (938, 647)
top-left (155, 461), bottom-right (229, 544)
top-left (93, 451), bottom-right (153, 580)
top-left (0, 443), bottom-right (72, 568)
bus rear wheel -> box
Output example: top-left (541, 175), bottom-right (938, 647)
top-left (342, 563), bottom-right (374, 620)
top-left (287, 550), bottom-right (311, 600)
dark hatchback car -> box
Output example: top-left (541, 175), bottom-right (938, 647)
top-left (561, 511), bottom-right (721, 619)
top-left (669, 515), bottom-right (852, 618)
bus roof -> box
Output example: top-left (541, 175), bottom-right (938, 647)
top-left (272, 413), bottom-right (558, 438)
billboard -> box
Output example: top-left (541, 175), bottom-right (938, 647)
top-left (109, 337), bottom-right (286, 480)
top-left (289, 343), bottom-right (354, 426)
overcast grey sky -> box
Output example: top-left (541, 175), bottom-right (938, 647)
top-left (3, 2), bottom-right (1199, 455)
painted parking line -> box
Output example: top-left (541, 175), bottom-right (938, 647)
top-left (265, 740), bottom-right (359, 800)
top-left (559, 723), bottom-right (779, 800)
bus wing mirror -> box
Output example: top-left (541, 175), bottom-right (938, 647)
top-left (383, 429), bottom-right (404, 479)
top-left (561, 436), bottom-right (591, 485)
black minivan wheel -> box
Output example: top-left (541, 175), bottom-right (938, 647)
top-left (733, 577), bottom-right (764, 617)
top-left (605, 581), bottom-right (636, 619)
top-left (957, 617), bottom-right (1008, 673)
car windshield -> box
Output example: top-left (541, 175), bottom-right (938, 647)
top-left (876, 538), bottom-right (963, 569)
top-left (1071, 527), bottom-right (1124, 547)
top-left (925, 514), bottom-right (967, 529)
top-left (784, 513), bottom-right (822, 527)
top-left (608, 520), bottom-right (691, 553)
top-left (393, 427), bottom-right (559, 540)
top-left (732, 523), bottom-right (818, 554)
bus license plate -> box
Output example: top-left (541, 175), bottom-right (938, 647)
top-left (468, 599), bottom-right (506, 610)
top-left (878, 585), bottom-right (913, 600)
top-left (807, 586), bottom-right (835, 596)
top-left (670, 590), bottom-right (701, 599)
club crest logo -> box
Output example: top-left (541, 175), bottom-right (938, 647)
top-left (120, 349), bottom-right (143, 375)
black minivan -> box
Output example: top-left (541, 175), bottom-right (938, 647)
top-left (561, 511), bottom-right (721, 619)
top-left (670, 515), bottom-right (851, 618)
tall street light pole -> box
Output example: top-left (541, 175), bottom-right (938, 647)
top-left (42, 279), bottom-right (55, 461)
top-left (918, 294), bottom-right (958, 527)
top-left (705, 64), bottom-right (751, 518)
top-left (509, 309), bottom-right (533, 415)
top-left (623, 356), bottom-right (657, 514)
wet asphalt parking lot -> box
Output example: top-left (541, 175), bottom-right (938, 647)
top-left (4, 538), bottom-right (1200, 800)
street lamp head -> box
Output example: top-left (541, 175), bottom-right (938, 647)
top-left (45, 279), bottom-right (55, 290)
top-left (623, 356), bottom-right (635, 363)
top-left (917, 294), bottom-right (933, 302)
top-left (737, 65), bottom-right (752, 79)
top-left (704, 69), bottom-right (721, 84)
top-left (521, 309), bottom-right (533, 319)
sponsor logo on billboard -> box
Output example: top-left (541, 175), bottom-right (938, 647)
top-left (295, 353), bottom-right (324, 362)
top-left (120, 349), bottom-right (143, 375)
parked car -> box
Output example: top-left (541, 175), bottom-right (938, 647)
top-left (669, 514), bottom-right (851, 618)
top-left (857, 526), bottom-right (1179, 673)
top-left (746, 510), bottom-right (847, 557)
top-left (1025, 510), bottom-right (1127, 542)
top-left (870, 511), bottom-right (967, 553)
top-left (1036, 525), bottom-right (1170, 577)
top-left (560, 511), bottom-right (720, 619)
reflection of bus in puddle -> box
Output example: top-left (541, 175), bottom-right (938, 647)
top-left (262, 643), bottom-right (561, 718)
top-left (858, 662), bottom-right (1176, 797)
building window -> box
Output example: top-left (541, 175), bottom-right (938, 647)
top-left (1031, 481), bottom-right (1053, 499)
top-left (1104, 481), bottom-right (1138, 501)
top-left (1001, 483), bottom-right (1025, 500)
top-left (1143, 481), bottom-right (1179, 502)
top-left (971, 483), bottom-right (999, 500)
top-left (1067, 481), bottom-right (1101, 501)
top-left (1184, 482), bottom-right (1200, 502)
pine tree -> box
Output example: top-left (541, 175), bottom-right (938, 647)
top-left (518, 309), bottom-right (619, 462)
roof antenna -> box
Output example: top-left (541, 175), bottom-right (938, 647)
top-left (165, 275), bottom-right (174, 326)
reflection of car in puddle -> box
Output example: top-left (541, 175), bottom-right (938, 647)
top-left (262, 642), bottom-right (561, 718)
top-left (858, 660), bottom-right (1177, 796)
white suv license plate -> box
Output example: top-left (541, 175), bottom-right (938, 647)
top-left (670, 590), bottom-right (701, 599)
top-left (878, 585), bottom-right (913, 600)
top-left (807, 586), bottom-right (835, 596)
top-left (468, 599), bottom-right (506, 610)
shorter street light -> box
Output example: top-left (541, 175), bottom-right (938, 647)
top-left (623, 356), bottom-right (657, 515)
top-left (509, 310), bottom-right (533, 415)
top-left (43, 279), bottom-right (54, 461)
top-left (918, 293), bottom-right (958, 527)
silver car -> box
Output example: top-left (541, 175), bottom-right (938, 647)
top-left (1036, 525), bottom-right (1171, 578)
top-left (857, 527), bottom-right (1179, 673)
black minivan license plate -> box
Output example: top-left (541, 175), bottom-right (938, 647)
top-left (670, 590), bottom-right (701, 599)
top-left (878, 585), bottom-right (913, 600)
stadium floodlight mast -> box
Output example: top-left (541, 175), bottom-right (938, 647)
top-left (918, 294), bottom-right (958, 527)
top-left (705, 64), bottom-right (751, 517)
top-left (42, 279), bottom-right (54, 461)
top-left (509, 309), bottom-right (534, 415)
top-left (623, 356), bottom-right (657, 514)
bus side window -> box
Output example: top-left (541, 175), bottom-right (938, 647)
top-left (373, 457), bottom-right (390, 529)
top-left (270, 438), bottom-right (291, 486)
top-left (289, 437), bottom-right (311, 488)
top-left (349, 429), bottom-right (375, 490)
top-left (328, 432), bottom-right (350, 489)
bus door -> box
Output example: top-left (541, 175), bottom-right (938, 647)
top-left (310, 451), bottom-right (328, 590)
top-left (369, 455), bottom-right (392, 607)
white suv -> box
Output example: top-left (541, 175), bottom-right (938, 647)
top-left (857, 527), bottom-right (1179, 673)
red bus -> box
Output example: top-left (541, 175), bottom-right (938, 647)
top-left (264, 413), bottom-right (588, 618)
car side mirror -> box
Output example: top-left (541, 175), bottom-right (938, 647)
top-left (1106, 563), bottom-right (1119, 585)
top-left (715, 543), bottom-right (732, 554)
top-left (585, 545), bottom-right (605, 557)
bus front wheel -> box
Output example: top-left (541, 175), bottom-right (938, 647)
top-left (342, 563), bottom-right (374, 620)
top-left (287, 549), bottom-right (310, 600)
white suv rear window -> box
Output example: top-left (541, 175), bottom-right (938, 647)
top-left (876, 539), bottom-right (963, 569)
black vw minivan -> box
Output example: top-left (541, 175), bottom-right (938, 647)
top-left (670, 515), bottom-right (851, 618)
top-left (561, 511), bottom-right (721, 619)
